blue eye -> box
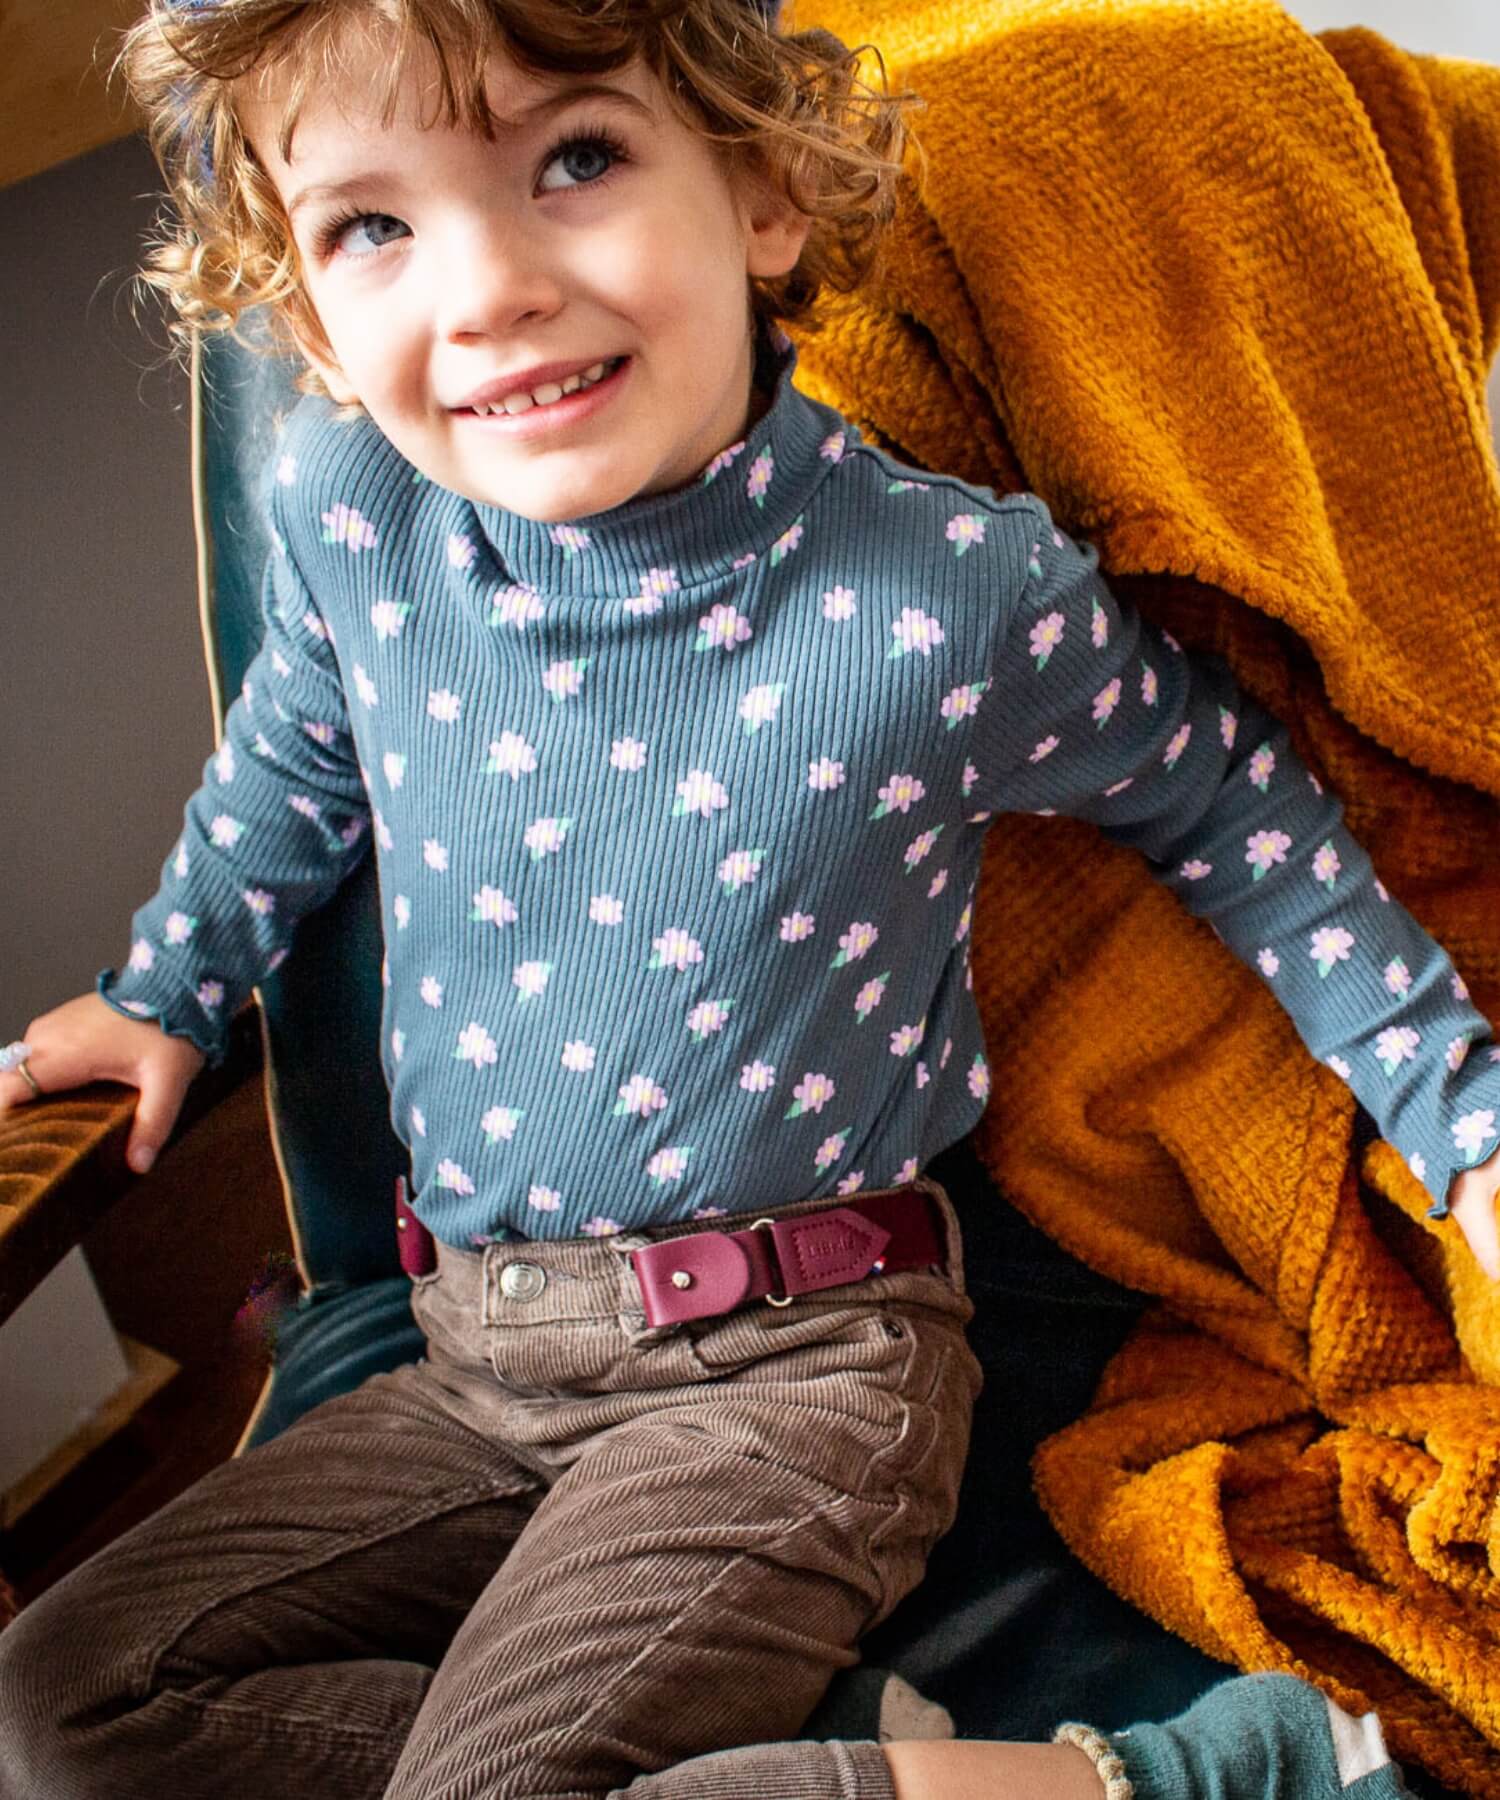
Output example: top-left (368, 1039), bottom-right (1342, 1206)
top-left (330, 212), bottom-right (410, 257)
top-left (538, 130), bottom-right (628, 194)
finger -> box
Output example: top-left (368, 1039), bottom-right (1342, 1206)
top-left (0, 1063), bottom-right (43, 1112)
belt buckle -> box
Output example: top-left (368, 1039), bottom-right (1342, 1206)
top-left (751, 1218), bottom-right (795, 1307)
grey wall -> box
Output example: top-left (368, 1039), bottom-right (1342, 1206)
top-left (5, 3), bottom-right (1500, 1033)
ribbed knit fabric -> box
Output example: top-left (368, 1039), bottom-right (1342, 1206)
top-left (99, 329), bottom-right (1497, 1246)
top-left (609, 1740), bottom-right (895, 1799)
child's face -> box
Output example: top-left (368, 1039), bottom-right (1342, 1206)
top-left (240, 34), bottom-right (810, 522)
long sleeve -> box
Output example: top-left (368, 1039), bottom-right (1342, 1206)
top-left (971, 496), bottom-right (1500, 1214)
top-left (98, 491), bottom-right (372, 1066)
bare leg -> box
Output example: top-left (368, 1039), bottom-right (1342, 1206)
top-left (885, 1740), bottom-right (1106, 1800)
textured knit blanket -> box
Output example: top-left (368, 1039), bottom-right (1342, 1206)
top-left (784, 0), bottom-right (1500, 1788)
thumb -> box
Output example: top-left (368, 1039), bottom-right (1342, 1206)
top-left (126, 1067), bottom-right (192, 1175)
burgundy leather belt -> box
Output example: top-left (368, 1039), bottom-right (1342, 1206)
top-left (630, 1187), bottom-right (945, 1328)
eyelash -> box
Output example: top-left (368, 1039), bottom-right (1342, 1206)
top-left (311, 123), bottom-right (633, 260)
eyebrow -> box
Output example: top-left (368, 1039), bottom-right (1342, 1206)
top-left (285, 81), bottom-right (654, 220)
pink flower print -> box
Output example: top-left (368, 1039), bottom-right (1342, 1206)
top-left (301, 609), bottom-right (329, 642)
top-left (382, 752), bottom-right (406, 789)
top-left (339, 817), bottom-right (368, 849)
top-left (1384, 957), bottom-right (1411, 997)
top-left (542, 658), bottom-right (588, 701)
top-left (322, 502), bottom-right (377, 552)
top-left (455, 1022), bottom-right (498, 1069)
top-left (428, 689), bottom-right (461, 723)
top-left (1374, 879), bottom-right (1390, 903)
top-left (128, 937), bottom-right (155, 973)
top-left (481, 1105), bottom-right (522, 1142)
top-left (1447, 1036), bottom-right (1471, 1073)
top-left (469, 886), bottom-right (518, 929)
top-left (814, 1130), bottom-right (850, 1173)
top-left (119, 1001), bottom-right (154, 1017)
top-left (1374, 1026), bottom-right (1420, 1076)
top-left (945, 513), bottom-right (985, 556)
top-left (854, 973), bottom-right (890, 1020)
top-left (823, 586), bottom-right (857, 621)
top-left (961, 762), bottom-right (978, 798)
top-left (1245, 829), bottom-right (1292, 879)
top-left (549, 524), bottom-right (591, 556)
top-left (780, 912), bottom-right (815, 942)
top-left (1311, 842), bottom-right (1341, 889)
top-left (674, 769), bottom-right (730, 818)
top-left (267, 947), bottom-right (290, 975)
top-left (740, 1060), bottom-right (776, 1092)
top-left (687, 998), bottom-right (734, 1039)
top-left (197, 979), bottom-right (224, 1011)
top-left (903, 827), bottom-right (944, 872)
top-left (836, 1172), bottom-right (866, 1195)
top-left (610, 737), bottom-right (647, 772)
top-left (561, 1040), bottom-right (596, 1073)
top-left (718, 848), bottom-right (765, 892)
top-left (1092, 679), bottom-right (1122, 728)
top-left (1309, 925), bottom-right (1355, 977)
top-left (808, 757), bottom-right (846, 792)
top-left (1091, 599), bottom-right (1109, 648)
top-left (420, 976), bottom-right (444, 1008)
top-left (390, 1027), bottom-right (404, 1061)
top-left (436, 1160), bottom-right (475, 1196)
top-left (243, 888), bottom-right (275, 918)
top-left (1453, 1110), bottom-right (1497, 1164)
top-left (1030, 613), bottom-right (1065, 669)
top-left (524, 816), bottom-right (572, 860)
top-left (1452, 970), bottom-right (1471, 1003)
top-left (512, 961), bottom-right (552, 1003)
top-left (1163, 724), bottom-right (1191, 767)
top-left (371, 599), bottom-right (412, 643)
top-left (916, 1060), bottom-right (930, 1088)
top-left (253, 732), bottom-right (279, 761)
top-left (529, 1185), bottom-right (563, 1212)
top-left (1257, 947), bottom-right (1280, 977)
top-left (1029, 736), bottom-right (1059, 763)
top-left (647, 1147), bottom-right (694, 1184)
top-left (1219, 707), bottom-right (1237, 750)
top-left (832, 921), bottom-right (879, 968)
top-left (590, 894), bottom-right (624, 927)
top-left (447, 533), bottom-right (476, 570)
top-left (819, 430), bottom-right (846, 462)
top-left (353, 664), bottom-right (379, 707)
top-left (696, 603), bottom-right (752, 653)
top-left (889, 478), bottom-right (932, 494)
top-left (490, 583), bottom-right (545, 629)
top-left (486, 731), bottom-right (537, 780)
top-left (410, 1106), bottom-right (427, 1137)
top-left (210, 814), bottom-right (245, 849)
top-left (615, 1074), bottom-right (667, 1117)
top-left (627, 566), bottom-right (679, 616)
top-left (871, 773), bottom-right (925, 820)
top-left (940, 1038), bottom-right (953, 1069)
top-left (787, 1072), bottom-right (836, 1119)
top-left (693, 1206), bottom-right (727, 1220)
top-left (940, 682), bottom-right (989, 729)
top-left (890, 608), bottom-right (945, 659)
top-left (380, 955), bottom-right (390, 989)
top-left (423, 839), bottom-right (449, 872)
top-left (1140, 666), bottom-right (1159, 707)
top-left (304, 720), bottom-right (337, 749)
top-left (375, 812), bottom-right (394, 853)
top-left (703, 439), bottom-right (745, 484)
top-left (1162, 629), bottom-right (1182, 653)
top-left (732, 553), bottom-right (757, 571)
top-left (739, 684), bottom-right (786, 733)
top-left (746, 448), bottom-right (774, 506)
top-left (276, 452), bottom-right (296, 486)
top-left (770, 520), bottom-right (804, 565)
top-left (928, 868), bottom-right (949, 899)
top-left (893, 1157), bottom-right (919, 1185)
top-left (889, 1021), bottom-right (923, 1057)
top-left (650, 928), bottom-right (704, 973)
top-left (967, 1054), bottom-right (991, 1101)
top-left (1180, 860), bottom-right (1212, 881)
top-left (1248, 744), bottom-right (1276, 792)
top-left (173, 841), bottom-right (190, 879)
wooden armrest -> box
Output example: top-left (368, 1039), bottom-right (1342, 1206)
top-left (0, 1008), bottom-right (264, 1329)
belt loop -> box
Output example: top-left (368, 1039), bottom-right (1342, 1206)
top-left (750, 1219), bottom-right (794, 1307)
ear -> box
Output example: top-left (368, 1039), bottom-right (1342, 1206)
top-left (739, 174), bottom-right (813, 280)
top-left (287, 309), bottom-right (361, 406)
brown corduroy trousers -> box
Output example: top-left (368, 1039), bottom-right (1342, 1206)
top-left (0, 1179), bottom-right (978, 1800)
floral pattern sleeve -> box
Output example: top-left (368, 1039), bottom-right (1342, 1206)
top-left (973, 495), bottom-right (1500, 1215)
top-left (97, 469), bottom-right (371, 1065)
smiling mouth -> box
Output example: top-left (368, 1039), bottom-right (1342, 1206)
top-left (463, 357), bottom-right (627, 417)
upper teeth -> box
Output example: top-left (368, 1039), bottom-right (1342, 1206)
top-left (474, 360), bottom-right (613, 416)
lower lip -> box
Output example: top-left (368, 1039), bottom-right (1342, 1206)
top-left (456, 357), bottom-right (630, 438)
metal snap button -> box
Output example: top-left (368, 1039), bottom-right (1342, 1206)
top-left (500, 1261), bottom-right (546, 1302)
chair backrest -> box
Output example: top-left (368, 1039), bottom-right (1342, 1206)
top-left (195, 324), bottom-right (407, 1295)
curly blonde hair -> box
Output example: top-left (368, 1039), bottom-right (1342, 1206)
top-left (117, 0), bottom-right (920, 391)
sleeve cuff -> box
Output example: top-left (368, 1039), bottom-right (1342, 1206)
top-left (96, 968), bottom-right (229, 1068)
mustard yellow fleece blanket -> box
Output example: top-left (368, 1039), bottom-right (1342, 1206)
top-left (783, 0), bottom-right (1500, 1789)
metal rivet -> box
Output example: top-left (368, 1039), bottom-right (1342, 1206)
top-left (500, 1261), bottom-right (546, 1302)
top-left (671, 1270), bottom-right (693, 1290)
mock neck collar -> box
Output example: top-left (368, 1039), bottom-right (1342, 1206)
top-left (470, 328), bottom-right (838, 601)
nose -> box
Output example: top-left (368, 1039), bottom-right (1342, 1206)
top-left (434, 212), bottom-right (563, 341)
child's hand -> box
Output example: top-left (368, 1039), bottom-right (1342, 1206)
top-left (1447, 1145), bottom-right (1500, 1280)
top-left (0, 992), bottom-right (206, 1174)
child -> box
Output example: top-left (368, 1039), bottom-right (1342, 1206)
top-left (1, 0), bottom-right (1497, 1795)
